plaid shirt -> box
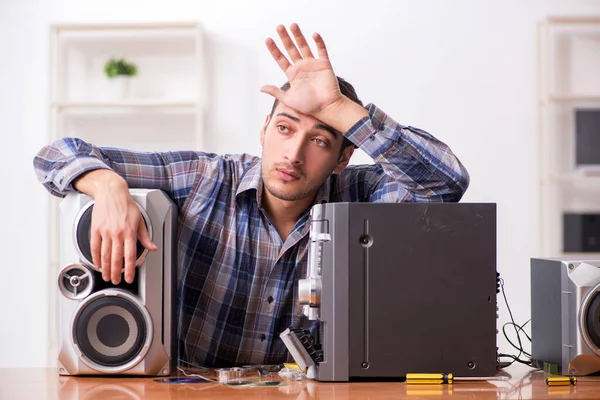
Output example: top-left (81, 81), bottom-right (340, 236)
top-left (34, 103), bottom-right (469, 367)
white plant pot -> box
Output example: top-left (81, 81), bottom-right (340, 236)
top-left (105, 76), bottom-right (133, 99)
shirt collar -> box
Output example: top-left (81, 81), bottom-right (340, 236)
top-left (235, 158), bottom-right (263, 207)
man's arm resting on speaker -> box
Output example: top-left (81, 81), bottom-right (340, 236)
top-left (72, 169), bottom-right (157, 285)
top-left (33, 136), bottom-right (205, 203)
top-left (32, 137), bottom-right (196, 285)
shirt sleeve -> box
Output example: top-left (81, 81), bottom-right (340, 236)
top-left (33, 137), bottom-right (208, 207)
top-left (339, 103), bottom-right (470, 202)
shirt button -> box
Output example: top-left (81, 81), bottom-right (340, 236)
top-left (260, 334), bottom-right (266, 342)
top-left (379, 124), bottom-right (385, 131)
top-left (267, 296), bottom-right (274, 304)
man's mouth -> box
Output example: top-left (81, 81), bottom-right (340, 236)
top-left (276, 168), bottom-right (301, 182)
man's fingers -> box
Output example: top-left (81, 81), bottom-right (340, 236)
top-left (290, 23), bottom-right (314, 59)
top-left (265, 38), bottom-right (291, 73)
top-left (312, 32), bottom-right (330, 60)
top-left (138, 223), bottom-right (157, 252)
top-left (276, 24), bottom-right (303, 63)
top-left (100, 237), bottom-right (112, 282)
top-left (90, 229), bottom-right (101, 271)
top-left (260, 85), bottom-right (285, 101)
top-left (124, 236), bottom-right (137, 284)
top-left (111, 237), bottom-right (124, 285)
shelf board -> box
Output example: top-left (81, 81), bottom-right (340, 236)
top-left (546, 95), bottom-right (600, 103)
top-left (51, 21), bottom-right (199, 32)
top-left (553, 252), bottom-right (600, 259)
top-left (51, 22), bottom-right (201, 42)
top-left (549, 172), bottom-right (600, 182)
top-left (51, 100), bottom-right (200, 110)
top-left (546, 16), bottom-right (600, 25)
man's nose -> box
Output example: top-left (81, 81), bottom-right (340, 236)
top-left (285, 134), bottom-right (306, 165)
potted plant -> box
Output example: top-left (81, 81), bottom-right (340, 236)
top-left (104, 58), bottom-right (138, 98)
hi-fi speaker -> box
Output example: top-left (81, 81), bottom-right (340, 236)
top-left (531, 258), bottom-right (600, 375)
top-left (57, 189), bottom-right (176, 376)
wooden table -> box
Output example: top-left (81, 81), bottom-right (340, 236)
top-left (1, 364), bottom-right (599, 399)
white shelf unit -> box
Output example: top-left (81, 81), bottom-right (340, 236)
top-left (47, 21), bottom-right (205, 364)
top-left (49, 21), bottom-right (205, 149)
top-left (538, 16), bottom-right (600, 259)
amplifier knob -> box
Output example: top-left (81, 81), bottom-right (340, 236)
top-left (298, 277), bottom-right (321, 306)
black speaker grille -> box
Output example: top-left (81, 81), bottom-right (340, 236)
top-left (76, 204), bottom-right (146, 268)
top-left (73, 294), bottom-right (148, 368)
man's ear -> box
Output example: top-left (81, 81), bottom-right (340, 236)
top-left (333, 145), bottom-right (355, 174)
top-left (260, 114), bottom-right (271, 147)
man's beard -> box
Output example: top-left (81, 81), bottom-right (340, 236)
top-left (263, 176), bottom-right (316, 201)
top-left (262, 162), bottom-right (318, 201)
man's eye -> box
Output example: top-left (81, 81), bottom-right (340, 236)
top-left (313, 138), bottom-right (328, 148)
top-left (277, 125), bottom-right (290, 133)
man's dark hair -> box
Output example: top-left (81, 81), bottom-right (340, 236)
top-left (269, 76), bottom-right (363, 154)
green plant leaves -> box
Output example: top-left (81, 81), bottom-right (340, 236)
top-left (104, 58), bottom-right (138, 78)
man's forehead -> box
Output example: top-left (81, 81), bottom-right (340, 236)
top-left (274, 104), bottom-right (319, 123)
top-left (273, 104), bottom-right (339, 137)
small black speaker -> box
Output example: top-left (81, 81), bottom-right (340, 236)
top-left (563, 213), bottom-right (600, 252)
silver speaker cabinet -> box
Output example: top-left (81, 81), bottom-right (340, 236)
top-left (57, 189), bottom-right (176, 376)
top-left (531, 258), bottom-right (600, 375)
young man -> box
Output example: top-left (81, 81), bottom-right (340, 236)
top-left (34, 24), bottom-right (469, 367)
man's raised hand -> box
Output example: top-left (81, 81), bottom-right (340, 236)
top-left (260, 23), bottom-right (344, 120)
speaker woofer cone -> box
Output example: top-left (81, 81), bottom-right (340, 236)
top-left (579, 283), bottom-right (600, 356)
top-left (72, 289), bottom-right (153, 373)
top-left (73, 200), bottom-right (153, 271)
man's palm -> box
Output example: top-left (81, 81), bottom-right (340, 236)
top-left (261, 24), bottom-right (343, 117)
top-left (280, 59), bottom-right (340, 116)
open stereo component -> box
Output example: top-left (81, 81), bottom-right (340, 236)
top-left (281, 202), bottom-right (498, 381)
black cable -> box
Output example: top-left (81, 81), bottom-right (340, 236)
top-left (502, 320), bottom-right (531, 358)
top-left (498, 353), bottom-right (533, 366)
top-left (507, 320), bottom-right (531, 348)
top-left (498, 278), bottom-right (532, 367)
top-left (516, 319), bottom-right (532, 342)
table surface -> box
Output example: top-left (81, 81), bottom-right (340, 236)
top-left (1, 364), bottom-right (599, 399)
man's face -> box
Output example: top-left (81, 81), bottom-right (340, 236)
top-left (260, 103), bottom-right (353, 202)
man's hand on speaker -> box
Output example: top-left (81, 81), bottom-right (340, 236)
top-left (73, 169), bottom-right (157, 284)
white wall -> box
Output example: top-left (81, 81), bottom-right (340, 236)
top-left (2, 0), bottom-right (600, 368)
